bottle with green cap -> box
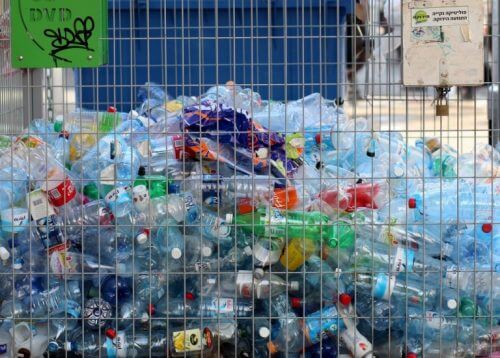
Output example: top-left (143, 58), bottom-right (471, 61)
top-left (133, 166), bottom-right (169, 222)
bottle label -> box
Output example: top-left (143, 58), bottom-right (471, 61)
top-left (0, 343), bottom-right (7, 354)
top-left (133, 185), bottom-right (150, 212)
top-left (46, 177), bottom-right (77, 207)
top-left (305, 306), bottom-right (345, 345)
top-left (392, 246), bottom-right (415, 272)
top-left (253, 241), bottom-right (282, 266)
top-left (1, 208), bottom-right (29, 233)
top-left (35, 215), bottom-right (66, 251)
top-left (29, 190), bottom-right (55, 220)
top-left (206, 298), bottom-right (234, 314)
top-left (100, 165), bottom-right (116, 185)
top-left (263, 209), bottom-right (286, 237)
top-left (114, 331), bottom-right (127, 358)
top-left (183, 192), bottom-right (199, 222)
top-left (373, 274), bottom-right (396, 300)
top-left (173, 135), bottom-right (185, 159)
top-left (236, 271), bottom-right (254, 298)
top-left (173, 328), bottom-right (202, 353)
top-left (50, 250), bottom-right (78, 275)
top-left (425, 311), bottom-right (446, 330)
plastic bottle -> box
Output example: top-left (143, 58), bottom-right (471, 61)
top-left (425, 137), bottom-right (458, 177)
top-left (267, 305), bottom-right (346, 353)
top-left (279, 238), bottom-right (318, 271)
top-left (169, 325), bottom-right (214, 357)
top-left (104, 328), bottom-right (168, 357)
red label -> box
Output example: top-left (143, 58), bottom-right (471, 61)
top-left (47, 177), bottom-right (77, 207)
top-left (172, 135), bottom-right (185, 160)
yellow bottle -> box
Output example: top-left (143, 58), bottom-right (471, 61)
top-left (279, 238), bottom-right (317, 271)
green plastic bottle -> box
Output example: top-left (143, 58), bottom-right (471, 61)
top-left (234, 207), bottom-right (345, 245)
top-left (133, 166), bottom-right (168, 199)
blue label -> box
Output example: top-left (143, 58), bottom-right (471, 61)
top-left (0, 343), bottom-right (7, 354)
top-left (35, 215), bottom-right (64, 249)
top-left (373, 273), bottom-right (392, 300)
top-left (305, 306), bottom-right (345, 345)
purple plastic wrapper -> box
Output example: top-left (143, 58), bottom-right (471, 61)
top-left (182, 103), bottom-right (301, 177)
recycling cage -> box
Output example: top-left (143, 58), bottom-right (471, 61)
top-left (76, 0), bottom-right (352, 109)
top-left (1, 0), bottom-right (500, 356)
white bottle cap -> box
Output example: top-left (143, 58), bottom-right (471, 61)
top-left (171, 248), bottom-right (182, 260)
top-left (253, 268), bottom-right (265, 279)
top-left (447, 299), bottom-right (458, 310)
top-left (136, 232), bottom-right (149, 245)
top-left (243, 246), bottom-right (253, 256)
top-left (258, 326), bottom-right (270, 339)
top-left (393, 165), bottom-right (405, 177)
top-left (225, 213), bottom-right (233, 224)
top-left (207, 278), bottom-right (217, 285)
top-left (0, 247), bottom-right (10, 261)
top-left (201, 246), bottom-right (213, 257)
top-left (129, 110), bottom-right (139, 119)
top-left (141, 312), bottom-right (150, 322)
top-left (290, 281), bottom-right (300, 291)
top-left (13, 260), bottom-right (23, 270)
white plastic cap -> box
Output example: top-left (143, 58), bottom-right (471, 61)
top-left (141, 312), bottom-right (150, 322)
top-left (243, 246), bottom-right (253, 256)
top-left (129, 109), bottom-right (139, 119)
top-left (136, 232), bottom-right (149, 245)
top-left (13, 260), bottom-right (23, 270)
top-left (253, 268), bottom-right (265, 279)
top-left (207, 278), bottom-right (217, 285)
top-left (225, 213), bottom-right (234, 224)
top-left (0, 247), bottom-right (10, 261)
top-left (258, 327), bottom-right (270, 339)
top-left (447, 299), bottom-right (458, 310)
top-left (393, 165), bottom-right (405, 177)
top-left (290, 281), bottom-right (300, 291)
top-left (171, 248), bottom-right (182, 260)
top-left (202, 246), bottom-right (213, 257)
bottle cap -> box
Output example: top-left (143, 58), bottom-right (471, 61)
top-left (258, 326), bottom-right (270, 339)
top-left (137, 166), bottom-right (146, 176)
top-left (185, 292), bottom-right (196, 300)
top-left (425, 137), bottom-right (441, 153)
top-left (201, 246), bottom-right (213, 257)
top-left (272, 186), bottom-right (299, 210)
top-left (13, 258), bottom-right (23, 270)
top-left (53, 116), bottom-right (64, 133)
top-left (128, 110), bottom-right (139, 119)
top-left (459, 297), bottom-right (476, 316)
top-left (290, 281), bottom-right (300, 291)
top-left (366, 150), bottom-right (375, 158)
top-left (254, 268), bottom-right (265, 279)
top-left (141, 312), bottom-right (149, 322)
top-left (148, 304), bottom-right (156, 315)
top-left (482, 223), bottom-right (493, 233)
top-left (406, 353), bottom-right (418, 358)
top-left (136, 231), bottom-right (149, 245)
top-left (171, 248), bottom-right (182, 260)
top-left (243, 246), bottom-right (253, 256)
top-left (107, 106), bottom-right (117, 113)
top-left (105, 328), bottom-right (117, 339)
top-left (408, 198), bottom-right (416, 209)
top-left (315, 133), bottom-right (322, 144)
top-left (291, 297), bottom-right (302, 309)
top-left (17, 348), bottom-right (31, 358)
top-left (447, 299), bottom-right (458, 310)
top-left (83, 183), bottom-right (100, 201)
top-left (225, 213), bottom-right (234, 224)
top-left (0, 247), bottom-right (10, 261)
top-left (339, 293), bottom-right (352, 306)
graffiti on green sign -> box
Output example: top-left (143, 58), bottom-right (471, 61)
top-left (413, 10), bottom-right (429, 24)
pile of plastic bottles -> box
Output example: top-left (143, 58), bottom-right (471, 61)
top-left (0, 81), bottom-right (498, 357)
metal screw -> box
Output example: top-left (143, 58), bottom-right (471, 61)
top-left (18, 55), bottom-right (23, 61)
top-left (88, 55), bottom-right (93, 60)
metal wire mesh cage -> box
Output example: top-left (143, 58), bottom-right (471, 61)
top-left (0, 0), bottom-right (499, 357)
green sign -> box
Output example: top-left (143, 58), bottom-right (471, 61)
top-left (10, 0), bottom-right (108, 68)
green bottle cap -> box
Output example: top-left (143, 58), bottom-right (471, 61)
top-left (83, 183), bottom-right (100, 200)
top-left (53, 117), bottom-right (64, 133)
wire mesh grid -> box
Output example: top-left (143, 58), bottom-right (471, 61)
top-left (0, 0), bottom-right (499, 357)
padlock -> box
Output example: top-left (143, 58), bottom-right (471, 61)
top-left (435, 103), bottom-right (449, 116)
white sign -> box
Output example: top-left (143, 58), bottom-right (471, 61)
top-left (402, 0), bottom-right (484, 87)
top-left (411, 6), bottom-right (470, 27)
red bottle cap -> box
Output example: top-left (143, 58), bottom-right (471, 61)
top-left (406, 353), bottom-right (418, 358)
top-left (482, 223), bottom-right (493, 233)
top-left (107, 106), bottom-right (117, 113)
top-left (339, 293), bottom-right (352, 306)
top-left (105, 328), bottom-right (117, 339)
top-left (315, 133), bottom-right (322, 144)
top-left (291, 297), bottom-right (302, 309)
top-left (148, 304), bottom-right (156, 315)
top-left (408, 198), bottom-right (416, 209)
top-left (185, 292), bottom-right (195, 300)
